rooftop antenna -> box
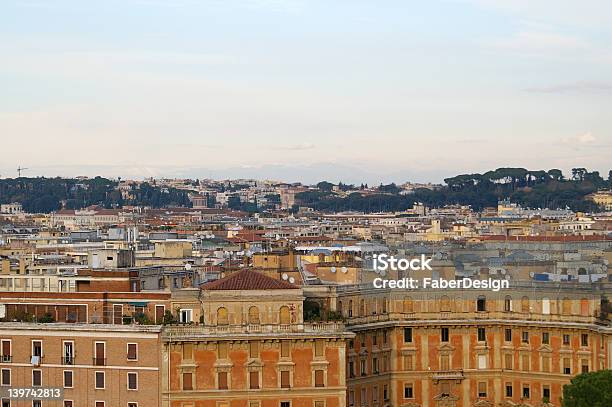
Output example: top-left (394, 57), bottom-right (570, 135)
top-left (17, 166), bottom-right (29, 177)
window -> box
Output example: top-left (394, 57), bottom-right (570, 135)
top-left (279, 306), bottom-right (291, 325)
top-left (404, 354), bottom-right (414, 370)
top-left (63, 341), bottom-right (74, 365)
top-left (218, 372), bottom-right (228, 389)
top-left (1, 340), bottom-right (11, 363)
top-left (522, 331), bottom-right (529, 343)
top-left (504, 353), bottom-right (513, 370)
top-left (504, 296), bottom-right (512, 312)
top-left (543, 385), bottom-right (551, 401)
top-left (127, 372), bottom-right (137, 390)
top-left (581, 334), bottom-right (588, 347)
top-left (477, 296), bottom-right (486, 312)
top-left (127, 343), bottom-right (138, 360)
top-left (477, 327), bottom-right (486, 342)
top-left (383, 384), bottom-right (388, 400)
top-left (542, 332), bottom-right (549, 344)
top-left (505, 328), bottom-right (512, 342)
top-left (478, 354), bottom-right (487, 369)
top-left (522, 385), bottom-right (530, 399)
top-left (505, 383), bottom-right (513, 397)
top-left (248, 306), bottom-right (260, 324)
top-left (404, 328), bottom-right (413, 343)
top-left (280, 403), bottom-right (290, 407)
top-left (32, 340), bottom-right (42, 359)
top-left (441, 327), bottom-right (449, 342)
top-left (33, 402), bottom-right (41, 407)
top-left (522, 354), bottom-right (530, 371)
top-left (95, 342), bottom-right (105, 366)
top-left (95, 371), bottom-right (105, 389)
top-left (280, 371), bottom-right (290, 388)
top-left (1, 369), bottom-right (10, 386)
top-left (95, 403), bottom-right (105, 407)
top-left (478, 382), bottom-right (487, 397)
top-left (32, 370), bottom-right (42, 387)
top-left (563, 358), bottom-right (571, 375)
top-left (250, 371), bottom-right (260, 389)
top-left (64, 401), bottom-right (73, 407)
top-left (314, 370), bottom-right (325, 387)
top-left (360, 359), bottom-right (366, 376)
top-left (63, 371), bottom-right (73, 388)
top-left (563, 334), bottom-right (570, 345)
top-left (404, 384), bottom-right (413, 398)
top-left (182, 372), bottom-right (193, 390)
top-left (349, 361), bottom-right (354, 378)
top-left (372, 357), bottom-right (379, 374)
top-left (581, 359), bottom-right (589, 373)
top-left (181, 309), bottom-right (193, 324)
top-left (1, 399), bottom-right (8, 407)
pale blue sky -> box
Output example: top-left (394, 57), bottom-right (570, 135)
top-left (1, 0), bottom-right (610, 183)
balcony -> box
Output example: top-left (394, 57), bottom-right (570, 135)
top-left (431, 369), bottom-right (464, 383)
top-left (162, 322), bottom-right (347, 340)
top-left (1, 355), bottom-right (12, 363)
top-left (62, 356), bottom-right (74, 365)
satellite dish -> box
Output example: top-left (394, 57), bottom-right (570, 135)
top-left (341, 267), bottom-right (348, 273)
top-left (529, 272), bottom-right (534, 278)
top-left (282, 273), bottom-right (289, 280)
top-left (330, 267), bottom-right (336, 273)
top-left (184, 264), bottom-right (192, 271)
top-left (289, 277), bottom-right (295, 284)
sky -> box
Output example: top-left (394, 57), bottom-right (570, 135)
top-left (0, 0), bottom-right (611, 184)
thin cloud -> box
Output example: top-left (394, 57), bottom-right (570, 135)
top-left (526, 82), bottom-right (612, 94)
top-left (273, 143), bottom-right (316, 151)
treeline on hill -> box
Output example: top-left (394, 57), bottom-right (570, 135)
top-left (295, 168), bottom-right (612, 213)
top-left (0, 177), bottom-right (193, 213)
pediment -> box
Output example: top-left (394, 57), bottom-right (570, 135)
top-left (537, 344), bottom-right (553, 353)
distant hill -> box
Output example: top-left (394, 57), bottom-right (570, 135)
top-left (296, 168), bottom-right (611, 213)
top-left (0, 177), bottom-right (193, 213)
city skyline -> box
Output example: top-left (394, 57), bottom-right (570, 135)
top-left (1, 0), bottom-right (611, 183)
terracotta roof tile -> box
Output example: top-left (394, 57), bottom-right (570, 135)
top-left (202, 269), bottom-right (298, 291)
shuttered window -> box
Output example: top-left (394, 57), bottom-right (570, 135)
top-left (314, 370), bottom-right (324, 387)
top-left (182, 373), bottom-right (193, 390)
top-left (280, 371), bottom-right (290, 388)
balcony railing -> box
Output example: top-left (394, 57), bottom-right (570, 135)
top-left (162, 322), bottom-right (346, 340)
top-left (62, 356), bottom-right (74, 365)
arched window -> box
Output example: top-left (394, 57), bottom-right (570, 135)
top-left (217, 307), bottom-right (229, 325)
top-left (504, 296), bottom-right (512, 312)
top-left (440, 295), bottom-right (451, 312)
top-left (477, 296), bottom-right (486, 312)
top-left (248, 306), bottom-right (260, 324)
top-left (279, 306), bottom-right (291, 325)
top-left (521, 296), bottom-right (530, 313)
top-left (403, 297), bottom-right (414, 313)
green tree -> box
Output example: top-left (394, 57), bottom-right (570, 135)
top-left (562, 370), bottom-right (612, 407)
